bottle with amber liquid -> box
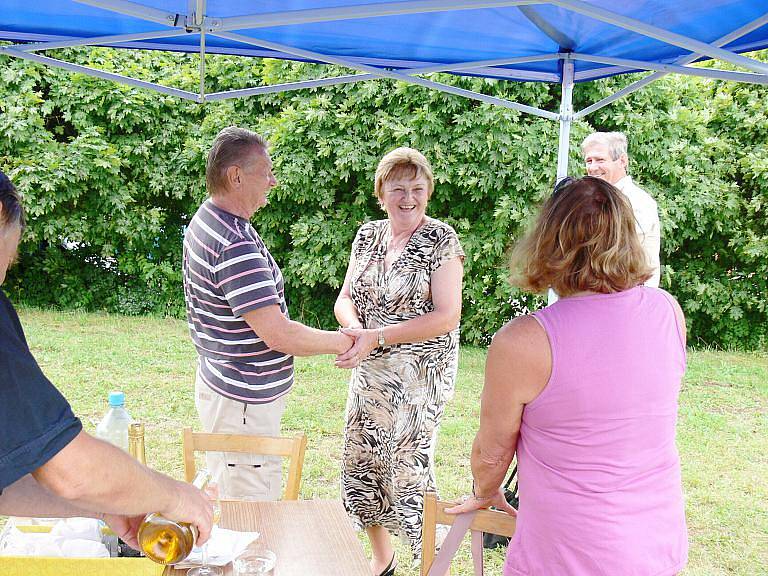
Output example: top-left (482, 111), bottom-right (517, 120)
top-left (114, 422), bottom-right (146, 557)
top-left (137, 470), bottom-right (211, 565)
top-left (128, 423), bottom-right (146, 465)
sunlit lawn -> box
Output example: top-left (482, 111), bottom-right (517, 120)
top-left (9, 307), bottom-right (768, 575)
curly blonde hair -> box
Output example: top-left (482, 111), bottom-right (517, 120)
top-left (374, 147), bottom-right (434, 200)
top-left (510, 176), bottom-right (652, 296)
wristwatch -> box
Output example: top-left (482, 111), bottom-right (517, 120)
top-left (377, 328), bottom-right (386, 347)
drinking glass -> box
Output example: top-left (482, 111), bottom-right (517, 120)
top-left (233, 548), bottom-right (277, 576)
top-left (187, 477), bottom-right (222, 576)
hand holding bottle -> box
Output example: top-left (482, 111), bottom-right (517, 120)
top-left (138, 471), bottom-right (214, 565)
top-left (102, 513), bottom-right (145, 550)
top-left (161, 477), bottom-right (215, 546)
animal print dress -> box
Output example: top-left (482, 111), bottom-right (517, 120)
top-left (341, 217), bottom-right (464, 560)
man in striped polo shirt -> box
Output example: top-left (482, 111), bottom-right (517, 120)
top-left (183, 126), bottom-right (353, 500)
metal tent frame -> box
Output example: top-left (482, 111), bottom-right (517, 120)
top-left (2, 1), bottom-right (768, 177)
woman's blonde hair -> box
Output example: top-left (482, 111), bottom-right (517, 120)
top-left (510, 176), bottom-right (652, 296)
top-left (374, 147), bottom-right (434, 200)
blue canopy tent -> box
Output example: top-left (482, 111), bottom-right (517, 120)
top-left (2, 1), bottom-right (768, 176)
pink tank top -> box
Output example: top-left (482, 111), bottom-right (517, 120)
top-left (504, 287), bottom-right (688, 576)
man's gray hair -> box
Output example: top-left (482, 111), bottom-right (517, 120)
top-left (581, 131), bottom-right (628, 161)
top-left (206, 126), bottom-right (268, 195)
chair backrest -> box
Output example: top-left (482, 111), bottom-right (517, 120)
top-left (182, 427), bottom-right (307, 500)
top-left (420, 491), bottom-right (517, 576)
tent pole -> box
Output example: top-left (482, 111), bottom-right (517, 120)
top-left (550, 57), bottom-right (574, 307)
top-left (549, 0), bottom-right (768, 75)
top-left (556, 57), bottom-right (574, 180)
top-left (215, 31), bottom-right (560, 119)
top-left (1, 48), bottom-right (199, 100)
top-left (574, 13), bottom-right (768, 119)
top-left (569, 53), bottom-right (768, 85)
top-left (193, 0), bottom-right (206, 102)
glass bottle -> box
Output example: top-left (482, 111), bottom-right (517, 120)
top-left (137, 470), bottom-right (211, 565)
top-left (128, 423), bottom-right (146, 465)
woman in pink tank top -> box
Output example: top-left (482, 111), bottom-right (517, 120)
top-left (448, 176), bottom-right (688, 575)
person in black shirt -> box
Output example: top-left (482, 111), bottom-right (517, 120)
top-left (0, 169), bottom-right (213, 550)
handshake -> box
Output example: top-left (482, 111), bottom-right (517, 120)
top-left (333, 326), bottom-right (380, 369)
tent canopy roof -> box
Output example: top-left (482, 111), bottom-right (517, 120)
top-left (3, 1), bottom-right (768, 84)
top-left (3, 1), bottom-right (767, 177)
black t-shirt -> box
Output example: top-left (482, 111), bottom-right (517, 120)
top-left (0, 289), bottom-right (82, 491)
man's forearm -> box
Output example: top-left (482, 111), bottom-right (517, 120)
top-left (32, 432), bottom-right (178, 517)
top-left (0, 474), bottom-right (101, 518)
top-left (242, 307), bottom-right (351, 356)
top-left (275, 320), bottom-right (350, 356)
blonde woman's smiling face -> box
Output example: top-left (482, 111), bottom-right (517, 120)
top-left (380, 175), bottom-right (429, 231)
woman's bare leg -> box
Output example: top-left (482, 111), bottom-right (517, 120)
top-left (367, 525), bottom-right (395, 574)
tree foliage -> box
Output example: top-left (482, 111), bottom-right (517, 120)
top-left (1, 47), bottom-right (765, 348)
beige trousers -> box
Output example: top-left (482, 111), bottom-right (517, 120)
top-left (194, 372), bottom-right (287, 501)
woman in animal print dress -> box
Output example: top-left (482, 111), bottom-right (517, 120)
top-left (334, 147), bottom-right (464, 576)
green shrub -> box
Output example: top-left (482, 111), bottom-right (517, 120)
top-left (1, 47), bottom-right (765, 349)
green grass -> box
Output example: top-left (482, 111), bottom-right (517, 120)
top-left (9, 307), bottom-right (768, 575)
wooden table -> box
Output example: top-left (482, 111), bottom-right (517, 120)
top-left (166, 500), bottom-right (372, 576)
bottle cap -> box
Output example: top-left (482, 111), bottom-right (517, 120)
top-left (108, 391), bottom-right (125, 407)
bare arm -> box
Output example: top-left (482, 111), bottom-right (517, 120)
top-left (27, 431), bottom-right (213, 545)
top-left (668, 293), bottom-right (687, 347)
top-left (447, 315), bottom-right (551, 514)
top-left (334, 252), bottom-right (363, 329)
top-left (336, 257), bottom-right (463, 367)
top-left (0, 474), bottom-right (146, 549)
top-left (242, 305), bottom-right (352, 357)
top-left (0, 474), bottom-right (101, 518)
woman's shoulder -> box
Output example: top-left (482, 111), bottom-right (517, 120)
top-left (353, 220), bottom-right (386, 249)
top-left (357, 219), bottom-right (387, 233)
top-left (419, 217), bottom-right (462, 244)
top-left (489, 315), bottom-right (551, 401)
top-left (495, 315), bottom-right (547, 347)
top-left (639, 286), bottom-right (679, 307)
top-left (641, 286), bottom-right (686, 334)
top-left (422, 216), bottom-right (456, 234)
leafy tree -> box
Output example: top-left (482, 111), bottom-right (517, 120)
top-left (1, 46), bottom-right (765, 348)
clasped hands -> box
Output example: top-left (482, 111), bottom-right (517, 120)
top-left (334, 326), bottom-right (379, 369)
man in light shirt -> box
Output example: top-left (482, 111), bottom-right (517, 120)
top-left (582, 131), bottom-right (661, 287)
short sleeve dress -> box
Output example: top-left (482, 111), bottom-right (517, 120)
top-left (341, 217), bottom-right (464, 559)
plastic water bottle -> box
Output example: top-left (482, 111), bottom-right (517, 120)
top-left (95, 391), bottom-right (133, 452)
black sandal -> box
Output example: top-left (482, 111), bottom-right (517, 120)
top-left (376, 553), bottom-right (397, 576)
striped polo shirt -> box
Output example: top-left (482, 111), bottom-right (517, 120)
top-left (182, 199), bottom-right (294, 404)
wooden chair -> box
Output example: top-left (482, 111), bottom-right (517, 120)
top-left (420, 491), bottom-right (517, 576)
top-left (182, 427), bottom-right (307, 500)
